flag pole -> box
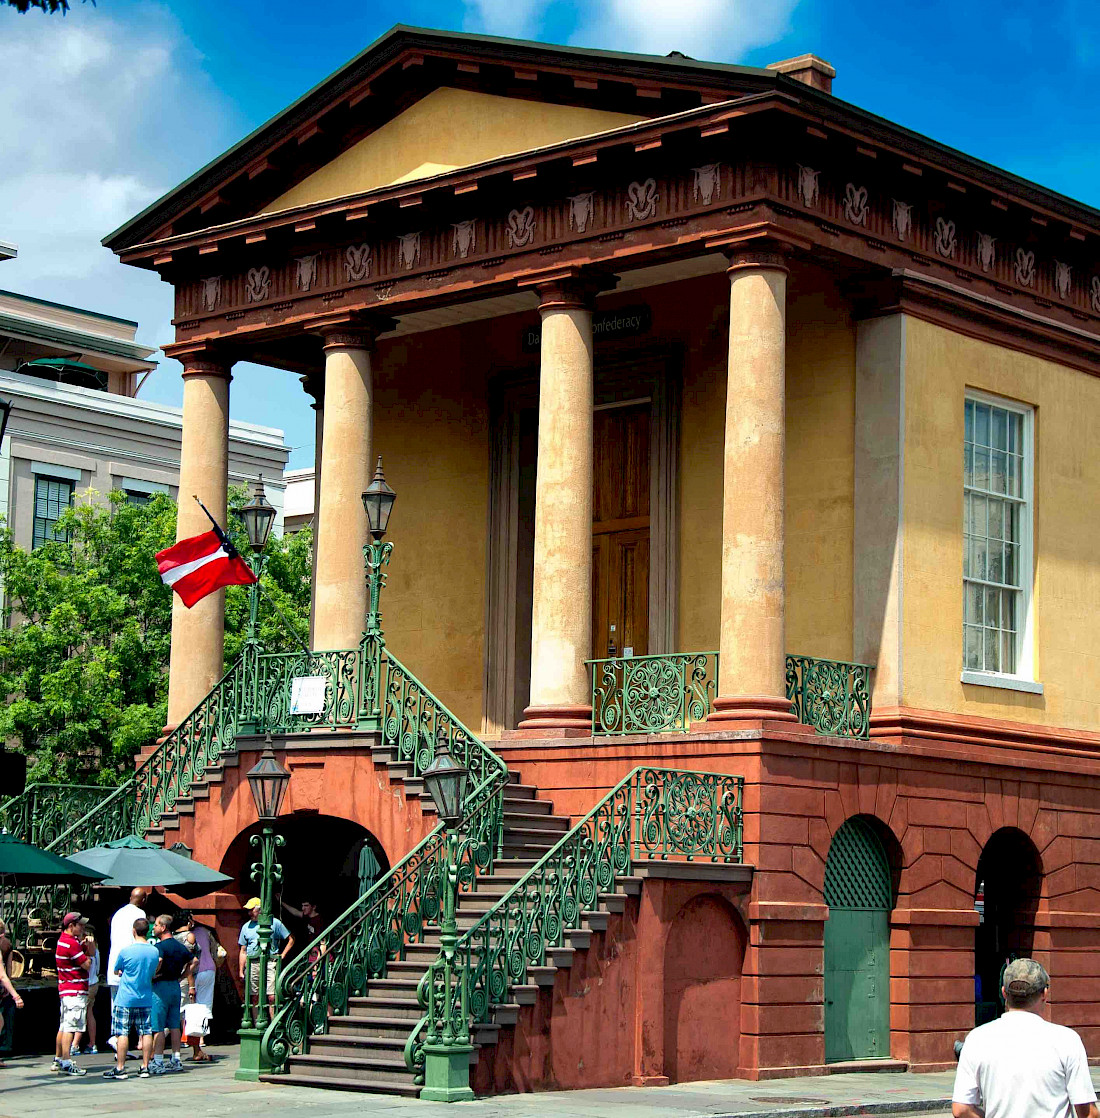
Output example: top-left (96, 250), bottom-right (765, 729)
top-left (193, 496), bottom-right (312, 656)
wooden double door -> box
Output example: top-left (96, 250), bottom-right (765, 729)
top-left (592, 402), bottom-right (650, 660)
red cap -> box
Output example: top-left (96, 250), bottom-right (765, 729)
top-left (61, 912), bottom-right (87, 928)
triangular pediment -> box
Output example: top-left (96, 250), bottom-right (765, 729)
top-left (260, 88), bottom-right (644, 215)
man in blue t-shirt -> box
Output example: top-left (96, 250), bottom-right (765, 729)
top-left (104, 917), bottom-right (159, 1080)
top-left (238, 898), bottom-right (294, 1012)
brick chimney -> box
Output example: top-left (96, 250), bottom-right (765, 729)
top-left (766, 54), bottom-right (836, 95)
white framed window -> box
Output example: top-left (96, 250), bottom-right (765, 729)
top-left (962, 391), bottom-right (1037, 689)
top-left (32, 475), bottom-right (74, 549)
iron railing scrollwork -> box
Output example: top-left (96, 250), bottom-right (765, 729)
top-left (411, 767), bottom-right (744, 1076)
top-left (588, 651), bottom-right (719, 735)
top-left (0, 784), bottom-right (119, 848)
top-left (258, 646), bottom-right (509, 1073)
top-left (785, 655), bottom-right (872, 739)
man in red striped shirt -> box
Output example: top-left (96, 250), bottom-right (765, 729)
top-left (53, 913), bottom-right (92, 1076)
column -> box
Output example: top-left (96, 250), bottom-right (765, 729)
top-left (518, 274), bottom-right (602, 731)
top-left (312, 323), bottom-right (386, 650)
top-left (709, 249), bottom-right (797, 722)
top-left (166, 355), bottom-right (232, 728)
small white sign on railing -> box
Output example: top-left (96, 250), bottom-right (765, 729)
top-left (290, 676), bottom-right (327, 716)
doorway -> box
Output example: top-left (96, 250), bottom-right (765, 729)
top-left (974, 827), bottom-right (1042, 1025)
top-left (823, 816), bottom-right (896, 1063)
top-left (592, 400), bottom-right (650, 659)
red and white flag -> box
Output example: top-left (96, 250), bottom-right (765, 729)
top-left (156, 528), bottom-right (256, 608)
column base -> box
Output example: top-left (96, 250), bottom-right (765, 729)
top-left (420, 1042), bottom-right (475, 1101)
top-left (631, 1074), bottom-right (670, 1087)
top-left (705, 695), bottom-right (798, 723)
top-left (512, 703), bottom-right (593, 737)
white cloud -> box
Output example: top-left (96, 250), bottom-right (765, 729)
top-left (0, 5), bottom-right (240, 408)
top-left (571, 0), bottom-right (799, 60)
top-left (462, 0), bottom-right (554, 40)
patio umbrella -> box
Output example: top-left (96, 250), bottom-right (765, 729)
top-left (0, 831), bottom-right (105, 884)
top-left (67, 835), bottom-right (232, 899)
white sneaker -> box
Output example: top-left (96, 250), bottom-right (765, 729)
top-left (69, 1044), bottom-right (79, 1057)
top-left (168, 1056), bottom-right (183, 1072)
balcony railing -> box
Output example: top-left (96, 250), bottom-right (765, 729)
top-left (785, 655), bottom-right (872, 739)
top-left (588, 651), bottom-right (718, 735)
top-left (587, 650), bottom-right (872, 739)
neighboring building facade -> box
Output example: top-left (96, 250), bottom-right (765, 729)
top-left (101, 28), bottom-right (1100, 1092)
top-left (0, 282), bottom-right (290, 548)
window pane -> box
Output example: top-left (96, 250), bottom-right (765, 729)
top-left (992, 408), bottom-right (1008, 451)
top-left (988, 499), bottom-right (1003, 542)
top-left (972, 539), bottom-right (987, 581)
top-left (988, 545), bottom-right (1004, 584)
top-left (1002, 630), bottom-right (1016, 674)
top-left (975, 447), bottom-right (990, 489)
top-left (1004, 542), bottom-right (1018, 587)
top-left (964, 442), bottom-right (973, 486)
top-left (966, 583), bottom-right (983, 626)
top-left (965, 399), bottom-right (974, 442)
top-left (975, 404), bottom-right (990, 447)
top-left (965, 625), bottom-right (983, 670)
top-left (984, 626), bottom-right (1000, 673)
top-left (973, 494), bottom-right (987, 538)
top-left (991, 450), bottom-right (1007, 494)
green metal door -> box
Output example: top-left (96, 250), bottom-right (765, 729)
top-left (823, 817), bottom-right (893, 1063)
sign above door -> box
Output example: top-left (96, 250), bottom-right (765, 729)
top-left (522, 304), bottom-right (651, 353)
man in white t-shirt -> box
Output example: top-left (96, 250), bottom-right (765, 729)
top-left (107, 889), bottom-right (148, 1011)
top-left (953, 958), bottom-right (1098, 1118)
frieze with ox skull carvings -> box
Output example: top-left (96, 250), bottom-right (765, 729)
top-left (174, 153), bottom-right (1099, 327)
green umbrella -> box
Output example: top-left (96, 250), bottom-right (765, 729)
top-left (68, 835), bottom-right (232, 899)
top-left (0, 831), bottom-right (105, 884)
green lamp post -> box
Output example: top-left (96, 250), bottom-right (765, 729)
top-left (237, 477), bottom-right (277, 732)
top-left (419, 729), bottom-right (474, 1102)
top-left (361, 457), bottom-right (396, 724)
top-left (236, 736), bottom-right (290, 1082)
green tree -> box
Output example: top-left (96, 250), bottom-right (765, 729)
top-left (4, 1), bottom-right (83, 12)
top-left (0, 489), bottom-right (312, 785)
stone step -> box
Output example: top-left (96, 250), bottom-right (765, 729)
top-left (268, 1070), bottom-right (420, 1096)
top-left (384, 960), bottom-right (431, 978)
top-left (502, 793), bottom-right (552, 813)
top-left (308, 1033), bottom-right (405, 1058)
top-left (366, 977), bottom-right (421, 996)
top-left (287, 1052), bottom-right (415, 1087)
top-left (501, 813), bottom-right (570, 832)
top-left (329, 1015), bottom-right (417, 1040)
top-left (346, 996), bottom-right (422, 1021)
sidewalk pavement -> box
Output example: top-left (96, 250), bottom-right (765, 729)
top-left (0, 1045), bottom-right (962, 1118)
top-left (3, 1047), bottom-right (1075, 1118)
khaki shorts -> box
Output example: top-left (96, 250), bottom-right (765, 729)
top-left (247, 957), bottom-right (278, 999)
top-left (59, 993), bottom-right (88, 1032)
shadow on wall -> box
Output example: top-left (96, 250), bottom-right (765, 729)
top-left (662, 893), bottom-right (746, 1083)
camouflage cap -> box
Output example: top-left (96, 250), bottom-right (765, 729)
top-left (1004, 958), bottom-right (1049, 998)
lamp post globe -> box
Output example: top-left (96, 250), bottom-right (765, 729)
top-left (240, 476), bottom-right (277, 553)
top-left (246, 736), bottom-right (291, 821)
top-left (362, 456), bottom-right (396, 541)
top-left (422, 728), bottom-right (469, 828)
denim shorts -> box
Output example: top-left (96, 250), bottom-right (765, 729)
top-left (150, 982), bottom-right (181, 1032)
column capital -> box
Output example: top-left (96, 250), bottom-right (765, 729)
top-left (705, 222), bottom-right (812, 276)
top-left (163, 342), bottom-right (234, 379)
top-left (312, 313), bottom-right (396, 352)
top-left (518, 266), bottom-right (617, 312)
top-left (300, 372), bottom-right (324, 407)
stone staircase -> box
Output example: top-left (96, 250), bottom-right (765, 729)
top-left (262, 770), bottom-right (638, 1096)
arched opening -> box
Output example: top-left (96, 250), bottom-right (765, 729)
top-left (823, 814), bottom-right (901, 1063)
top-left (662, 893), bottom-right (746, 1083)
top-left (974, 827), bottom-right (1042, 1025)
top-left (219, 813), bottom-right (389, 937)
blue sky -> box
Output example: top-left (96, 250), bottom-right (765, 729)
top-left (1, 0), bottom-right (1097, 467)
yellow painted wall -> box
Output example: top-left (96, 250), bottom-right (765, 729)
top-left (902, 318), bottom-right (1100, 730)
top-left (370, 323), bottom-right (495, 730)
top-left (676, 265), bottom-right (856, 663)
top-left (263, 88), bottom-right (643, 213)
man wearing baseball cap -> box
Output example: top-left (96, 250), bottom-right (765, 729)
top-left (953, 958), bottom-right (1098, 1118)
top-left (238, 898), bottom-right (294, 1015)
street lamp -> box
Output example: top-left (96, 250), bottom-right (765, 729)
top-left (362, 456), bottom-right (396, 641)
top-left (238, 477), bottom-right (276, 649)
top-left (237, 734), bottom-right (290, 1081)
top-left (419, 728), bottom-right (474, 1102)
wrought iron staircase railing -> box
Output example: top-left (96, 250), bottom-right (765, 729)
top-left (0, 783), bottom-right (120, 847)
top-left (410, 766), bottom-right (744, 1086)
